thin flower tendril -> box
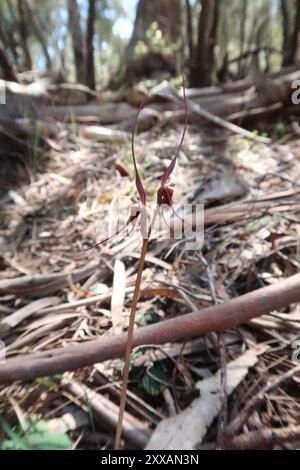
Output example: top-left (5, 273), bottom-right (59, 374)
top-left (85, 207), bottom-right (140, 250)
top-left (131, 90), bottom-right (150, 206)
top-left (156, 75), bottom-right (189, 234)
top-left (158, 203), bottom-right (193, 241)
top-left (159, 74), bottom-right (188, 193)
top-left (86, 90), bottom-right (151, 251)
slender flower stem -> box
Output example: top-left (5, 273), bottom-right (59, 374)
top-left (114, 77), bottom-right (187, 450)
top-left (114, 207), bottom-right (159, 450)
top-left (114, 236), bottom-right (149, 450)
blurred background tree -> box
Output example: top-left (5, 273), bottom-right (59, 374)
top-left (0, 0), bottom-right (299, 88)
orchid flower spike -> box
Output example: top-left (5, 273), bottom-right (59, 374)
top-left (131, 90), bottom-right (150, 207)
top-left (87, 77), bottom-right (188, 250)
top-left (157, 74), bottom-right (188, 207)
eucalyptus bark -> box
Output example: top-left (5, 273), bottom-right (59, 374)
top-left (0, 44), bottom-right (18, 81)
top-left (68, 0), bottom-right (86, 83)
top-left (282, 0), bottom-right (300, 66)
top-left (17, 0), bottom-right (32, 70)
top-left (185, 0), bottom-right (194, 65)
top-left (85, 0), bottom-right (96, 90)
top-left (287, 0), bottom-right (300, 65)
top-left (0, 16), bottom-right (19, 68)
top-left (23, 0), bottom-right (52, 70)
top-left (126, 0), bottom-right (182, 62)
top-left (281, 0), bottom-right (290, 65)
top-left (190, 0), bottom-right (220, 87)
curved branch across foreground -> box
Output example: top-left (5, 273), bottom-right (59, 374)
top-left (1, 273), bottom-right (300, 384)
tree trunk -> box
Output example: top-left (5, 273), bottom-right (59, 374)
top-left (211, 0), bottom-right (220, 50)
top-left (23, 0), bottom-right (52, 70)
top-left (85, 0), bottom-right (96, 90)
top-left (286, 0), bottom-right (300, 65)
top-left (0, 44), bottom-right (18, 81)
top-left (185, 0), bottom-right (194, 65)
top-left (281, 0), bottom-right (290, 65)
top-left (68, 0), bottom-right (85, 83)
top-left (190, 0), bottom-right (219, 87)
top-left (238, 0), bottom-right (247, 77)
top-left (0, 14), bottom-right (20, 68)
top-left (4, 1), bottom-right (21, 68)
top-left (16, 0), bottom-right (32, 70)
top-left (126, 0), bottom-right (182, 63)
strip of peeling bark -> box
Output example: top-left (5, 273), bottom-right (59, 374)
top-left (0, 273), bottom-right (300, 384)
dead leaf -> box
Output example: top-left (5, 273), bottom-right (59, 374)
top-left (146, 345), bottom-right (266, 450)
top-left (0, 297), bottom-right (61, 338)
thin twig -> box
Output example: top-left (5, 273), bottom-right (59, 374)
top-left (226, 363), bottom-right (300, 436)
top-left (198, 252), bottom-right (228, 447)
top-left (217, 332), bottom-right (228, 446)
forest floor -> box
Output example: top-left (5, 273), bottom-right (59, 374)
top-left (0, 115), bottom-right (300, 449)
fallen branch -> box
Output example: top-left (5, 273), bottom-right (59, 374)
top-left (0, 296), bottom-right (60, 338)
top-left (2, 67), bottom-right (299, 132)
top-left (0, 273), bottom-right (300, 384)
top-left (0, 262), bottom-right (102, 296)
top-left (63, 379), bottom-right (150, 449)
top-left (152, 81), bottom-right (271, 144)
top-left (203, 188), bottom-right (300, 225)
top-left (227, 425), bottom-right (300, 450)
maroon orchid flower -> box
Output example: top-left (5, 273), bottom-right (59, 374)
top-left (130, 76), bottom-right (188, 210)
top-left (88, 76), bottom-right (188, 249)
top-left (157, 75), bottom-right (188, 208)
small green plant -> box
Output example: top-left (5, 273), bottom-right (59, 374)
top-left (124, 147), bottom-right (152, 181)
top-left (140, 363), bottom-right (169, 396)
top-left (125, 361), bottom-right (170, 396)
top-left (251, 129), bottom-right (269, 139)
top-left (274, 120), bottom-right (287, 138)
top-left (70, 110), bottom-right (79, 142)
top-left (134, 21), bottom-right (180, 58)
top-left (0, 415), bottom-right (72, 450)
top-left (136, 307), bottom-right (161, 326)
